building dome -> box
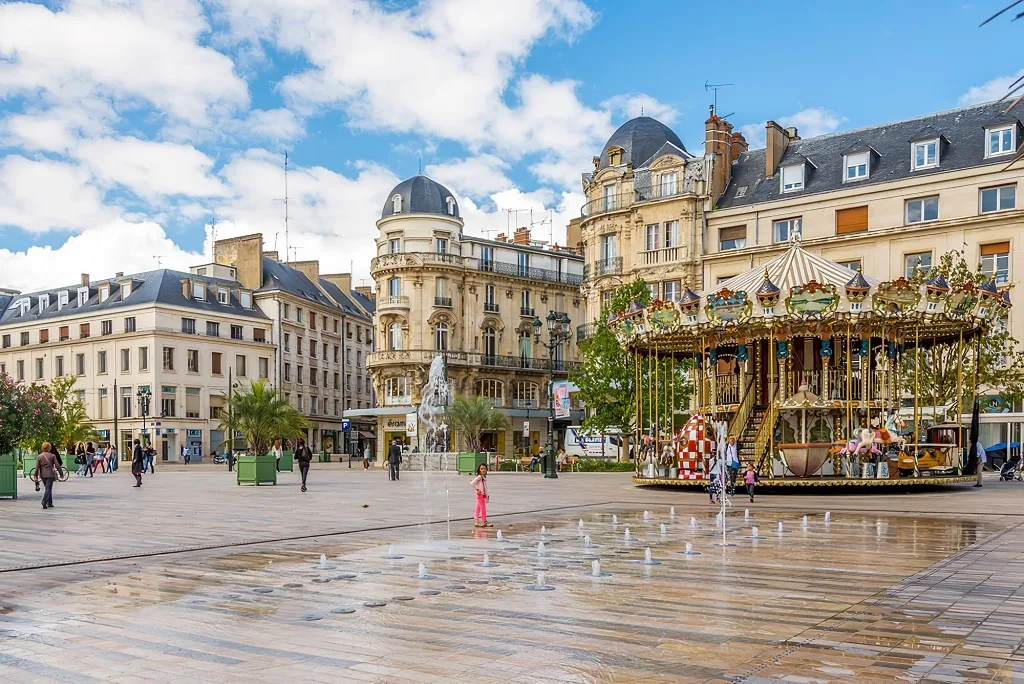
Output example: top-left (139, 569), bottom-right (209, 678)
top-left (381, 175), bottom-right (460, 219)
top-left (598, 116), bottom-right (686, 170)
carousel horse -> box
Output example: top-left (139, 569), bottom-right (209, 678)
top-left (877, 413), bottom-right (907, 450)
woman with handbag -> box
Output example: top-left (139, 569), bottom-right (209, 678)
top-left (131, 439), bottom-right (145, 487)
top-left (37, 442), bottom-right (60, 509)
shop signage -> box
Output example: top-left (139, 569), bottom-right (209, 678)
top-left (187, 429), bottom-right (202, 437)
top-left (405, 413), bottom-right (418, 437)
top-left (385, 419), bottom-right (406, 430)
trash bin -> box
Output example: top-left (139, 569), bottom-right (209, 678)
top-left (0, 452), bottom-right (18, 499)
top-left (457, 452), bottom-right (487, 474)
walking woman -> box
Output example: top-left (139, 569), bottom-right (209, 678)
top-left (76, 442), bottom-right (92, 477)
top-left (131, 439), bottom-right (145, 487)
top-left (89, 441), bottom-right (104, 474)
top-left (272, 439), bottom-right (283, 472)
top-left (37, 442), bottom-right (60, 509)
top-left (295, 437), bottom-right (312, 492)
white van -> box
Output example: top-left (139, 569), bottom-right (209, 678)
top-left (565, 426), bottom-right (625, 460)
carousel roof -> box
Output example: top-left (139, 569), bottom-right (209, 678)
top-left (845, 268), bottom-right (871, 292)
top-left (705, 237), bottom-right (879, 296)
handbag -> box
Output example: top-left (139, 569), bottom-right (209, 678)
top-left (75, 454), bottom-right (86, 465)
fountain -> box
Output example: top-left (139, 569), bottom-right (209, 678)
top-left (612, 514), bottom-right (618, 525)
top-left (524, 571), bottom-right (554, 591)
top-left (418, 355), bottom-right (453, 540)
top-left (802, 515), bottom-right (809, 528)
top-left (642, 547), bottom-right (661, 565)
top-left (583, 535), bottom-right (593, 548)
top-left (589, 559), bottom-right (610, 577)
top-left (476, 553), bottom-right (500, 568)
top-left (385, 545), bottom-right (404, 560)
top-left (316, 554), bottom-right (336, 570)
top-left (496, 530), bottom-right (504, 541)
top-left (623, 527), bottom-right (631, 541)
top-left (411, 562), bottom-right (437, 580)
top-left (690, 516), bottom-right (698, 528)
top-left (777, 522), bottom-right (784, 534)
top-left (643, 510), bottom-right (650, 521)
top-left (578, 519), bottom-right (584, 530)
top-left (681, 542), bottom-right (701, 556)
top-left (670, 507), bottom-right (676, 518)
top-left (824, 511), bottom-right (831, 523)
top-left (536, 541), bottom-right (549, 557)
top-left (751, 526), bottom-right (767, 540)
top-left (744, 509), bottom-right (750, 520)
top-left (660, 523), bottom-right (667, 535)
top-left (540, 526), bottom-right (547, 535)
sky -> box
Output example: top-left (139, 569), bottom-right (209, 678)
top-left (0, 0), bottom-right (1020, 293)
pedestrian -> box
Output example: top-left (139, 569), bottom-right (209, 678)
top-left (75, 442), bottom-right (91, 477)
top-left (37, 442), bottom-right (60, 509)
top-left (471, 463), bottom-right (492, 527)
top-left (295, 437), bottom-right (312, 492)
top-left (182, 444), bottom-right (190, 465)
top-left (707, 472), bottom-right (722, 504)
top-left (144, 444), bottom-right (155, 474)
top-left (725, 436), bottom-right (740, 492)
top-left (363, 444), bottom-right (371, 470)
top-left (105, 443), bottom-right (116, 473)
top-left (387, 439), bottom-right (402, 481)
top-left (272, 439), bottom-right (283, 472)
top-left (131, 439), bottom-right (145, 487)
top-left (89, 441), bottom-right (105, 474)
top-left (975, 440), bottom-right (987, 487)
top-left (745, 465), bottom-right (758, 503)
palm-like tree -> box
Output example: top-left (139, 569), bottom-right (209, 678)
top-left (445, 395), bottom-right (510, 453)
top-left (218, 380), bottom-right (308, 456)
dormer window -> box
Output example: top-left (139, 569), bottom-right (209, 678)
top-left (77, 287), bottom-right (88, 307)
top-left (392, 194), bottom-right (402, 214)
top-left (57, 291), bottom-right (69, 310)
top-left (194, 283), bottom-right (205, 301)
top-left (780, 164), bottom-right (804, 192)
top-left (218, 288), bottom-right (229, 304)
top-left (38, 294), bottom-right (50, 311)
top-left (445, 196), bottom-right (456, 215)
top-left (99, 285), bottom-right (109, 303)
top-left (240, 291), bottom-right (252, 308)
top-left (120, 282), bottom-right (132, 300)
top-left (912, 139), bottom-right (939, 170)
top-left (607, 146), bottom-right (623, 166)
top-left (18, 298), bottom-right (30, 316)
top-left (844, 151), bottom-right (870, 181)
top-left (986, 125), bottom-right (1015, 158)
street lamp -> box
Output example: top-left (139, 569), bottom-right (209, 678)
top-left (533, 310), bottom-right (571, 479)
top-left (136, 386), bottom-right (151, 447)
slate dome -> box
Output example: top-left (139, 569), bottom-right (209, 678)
top-left (381, 175), bottom-right (460, 219)
top-left (598, 116), bottom-right (686, 170)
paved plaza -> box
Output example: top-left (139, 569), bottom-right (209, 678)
top-left (1, 467), bottom-right (1023, 682)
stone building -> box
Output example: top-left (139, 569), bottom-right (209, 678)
top-left (357, 175), bottom-right (585, 459)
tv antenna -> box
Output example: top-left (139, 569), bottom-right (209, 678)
top-left (704, 80), bottom-right (734, 116)
top-left (273, 152), bottom-right (290, 261)
top-left (209, 213), bottom-right (217, 261)
top-left (153, 255), bottom-right (165, 268)
top-left (290, 245), bottom-right (301, 262)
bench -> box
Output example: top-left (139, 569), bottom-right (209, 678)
top-left (516, 456), bottom-right (540, 472)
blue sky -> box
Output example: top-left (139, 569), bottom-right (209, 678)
top-left (0, 0), bottom-right (1019, 292)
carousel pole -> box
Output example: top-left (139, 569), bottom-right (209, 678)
top-left (956, 327), bottom-right (964, 436)
top-left (654, 342), bottom-right (660, 452)
top-left (634, 348), bottom-right (641, 474)
top-left (914, 324), bottom-right (920, 443)
top-left (846, 321), bottom-right (852, 442)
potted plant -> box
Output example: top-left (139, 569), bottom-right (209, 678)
top-left (218, 380), bottom-right (308, 486)
top-left (445, 396), bottom-right (510, 474)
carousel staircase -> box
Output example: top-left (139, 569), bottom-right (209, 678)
top-left (737, 405), bottom-right (766, 465)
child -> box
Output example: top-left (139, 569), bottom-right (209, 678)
top-left (471, 464), bottom-right (492, 527)
top-left (745, 465), bottom-right (758, 503)
top-left (707, 472), bottom-right (722, 504)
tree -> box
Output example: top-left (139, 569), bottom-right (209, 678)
top-left (18, 383), bottom-right (60, 453)
top-left (0, 374), bottom-right (27, 455)
top-left (445, 395), bottom-right (511, 453)
top-left (901, 249), bottom-right (1024, 416)
top-left (217, 380), bottom-right (309, 456)
top-left (50, 376), bottom-right (98, 450)
top-left (570, 278), bottom-right (692, 456)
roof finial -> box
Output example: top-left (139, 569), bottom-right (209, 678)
top-left (788, 230), bottom-right (803, 246)
top-left (418, 155), bottom-right (422, 175)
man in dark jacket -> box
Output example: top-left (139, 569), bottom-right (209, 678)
top-left (131, 439), bottom-right (145, 487)
top-left (388, 439), bottom-right (402, 481)
top-left (295, 437), bottom-right (313, 492)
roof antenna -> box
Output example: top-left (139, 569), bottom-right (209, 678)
top-left (153, 255), bottom-right (164, 268)
top-left (209, 213), bottom-right (217, 261)
top-left (283, 152), bottom-right (289, 262)
top-left (640, 97), bottom-right (644, 117)
top-left (418, 155), bottom-right (422, 175)
top-left (704, 80), bottom-right (734, 116)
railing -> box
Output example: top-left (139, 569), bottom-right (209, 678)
top-left (368, 350), bottom-right (579, 373)
top-left (753, 386), bottom-right (780, 475)
top-left (824, 369), bottom-right (889, 401)
top-left (384, 394), bottom-right (411, 406)
top-left (577, 323), bottom-right (596, 343)
top-left (483, 302), bottom-right (499, 313)
top-left (475, 259), bottom-right (583, 287)
top-left (581, 192), bottom-right (633, 217)
top-left (793, 370), bottom-right (821, 396)
top-left (716, 374), bottom-right (740, 405)
top-left (583, 258), bottom-right (623, 278)
top-left (634, 181), bottom-right (691, 204)
top-left (377, 295), bottom-right (410, 309)
top-left (434, 296), bottom-right (453, 308)
top-left (727, 378), bottom-right (756, 438)
top-left (371, 252), bottom-right (462, 271)
top-left (520, 307), bottom-right (535, 317)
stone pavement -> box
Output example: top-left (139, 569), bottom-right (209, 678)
top-left (0, 469), bottom-right (1022, 682)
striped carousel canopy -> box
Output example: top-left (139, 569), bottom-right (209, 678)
top-left (703, 236), bottom-right (880, 297)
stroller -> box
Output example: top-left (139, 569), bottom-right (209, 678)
top-left (999, 456), bottom-right (1022, 482)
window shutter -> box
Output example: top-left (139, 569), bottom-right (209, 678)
top-left (720, 226), bottom-right (746, 241)
top-left (836, 206), bottom-right (868, 235)
top-left (980, 241), bottom-right (1010, 256)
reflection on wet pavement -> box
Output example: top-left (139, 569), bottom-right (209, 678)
top-left (1, 509), bottom-right (1022, 682)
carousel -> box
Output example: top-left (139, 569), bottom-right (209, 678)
top-left (616, 235), bottom-right (1011, 488)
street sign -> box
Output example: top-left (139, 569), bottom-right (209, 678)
top-left (523, 420), bottom-right (529, 433)
top-left (342, 419), bottom-right (351, 431)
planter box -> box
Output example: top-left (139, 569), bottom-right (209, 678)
top-left (236, 454), bottom-right (277, 486)
top-left (0, 452), bottom-right (17, 499)
top-left (22, 452), bottom-right (37, 479)
top-left (278, 450), bottom-right (294, 472)
top-left (457, 452), bottom-right (487, 475)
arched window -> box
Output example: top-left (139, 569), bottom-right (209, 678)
top-left (445, 196), bottom-right (456, 215)
top-left (384, 376), bottom-right (410, 406)
top-left (476, 379), bottom-right (504, 407)
top-left (435, 322), bottom-right (449, 351)
top-left (392, 194), bottom-right (402, 213)
top-left (483, 326), bottom-right (496, 360)
top-left (519, 329), bottom-right (532, 367)
top-left (388, 322), bottom-right (402, 351)
top-left (511, 381), bottom-right (539, 408)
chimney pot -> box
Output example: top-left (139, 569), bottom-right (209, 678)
top-left (114, 272), bottom-right (123, 278)
top-left (784, 126), bottom-right (799, 140)
top-left (81, 273), bottom-right (90, 287)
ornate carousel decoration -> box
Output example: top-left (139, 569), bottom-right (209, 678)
top-left (615, 237), bottom-right (1011, 488)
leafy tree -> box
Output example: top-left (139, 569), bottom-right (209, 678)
top-left (50, 376), bottom-right (98, 450)
top-left (217, 380), bottom-right (309, 456)
top-left (570, 278), bottom-right (692, 457)
top-left (0, 374), bottom-right (27, 455)
top-left (901, 249), bottom-right (1024, 416)
top-left (18, 383), bottom-right (60, 453)
top-left (445, 395), bottom-right (511, 453)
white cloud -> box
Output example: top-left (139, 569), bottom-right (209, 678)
top-left (740, 108), bottom-right (847, 149)
top-left (239, 108), bottom-right (305, 141)
top-left (958, 69), bottom-right (1024, 106)
top-left (425, 155), bottom-right (513, 198)
top-left (601, 93), bottom-right (678, 125)
top-left (0, 156), bottom-right (114, 233)
top-left (0, 0), bottom-right (248, 126)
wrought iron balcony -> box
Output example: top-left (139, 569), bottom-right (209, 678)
top-left (634, 180), bottom-right (690, 204)
top-left (483, 302), bottom-right (499, 313)
top-left (475, 259), bottom-right (583, 287)
top-left (434, 296), bottom-right (453, 308)
top-left (520, 306), bottom-right (535, 317)
top-left (581, 192), bottom-right (633, 218)
top-left (583, 257), bottom-right (623, 279)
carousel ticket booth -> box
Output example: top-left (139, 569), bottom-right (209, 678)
top-left (613, 236), bottom-right (1009, 488)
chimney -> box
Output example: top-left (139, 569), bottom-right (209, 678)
top-left (322, 272), bottom-right (352, 294)
top-left (80, 273), bottom-right (90, 287)
top-left (288, 259), bottom-right (320, 284)
top-left (355, 285), bottom-right (375, 303)
top-left (765, 120), bottom-right (795, 179)
top-left (214, 234), bottom-right (264, 290)
top-left (495, 232), bottom-right (507, 243)
top-left (730, 131), bottom-right (749, 163)
top-left (513, 226), bottom-right (530, 245)
top-left (114, 272), bottom-right (123, 278)
top-left (263, 250), bottom-right (279, 262)
top-left (705, 105), bottom-right (737, 200)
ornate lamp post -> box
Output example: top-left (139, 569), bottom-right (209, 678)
top-left (136, 386), bottom-right (151, 447)
top-left (532, 311), bottom-right (572, 479)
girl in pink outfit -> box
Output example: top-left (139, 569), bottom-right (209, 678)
top-left (471, 464), bottom-right (492, 528)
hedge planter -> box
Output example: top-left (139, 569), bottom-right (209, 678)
top-left (456, 452), bottom-right (487, 475)
top-left (236, 454), bottom-right (277, 486)
top-left (21, 451), bottom-right (37, 479)
top-left (0, 452), bottom-right (17, 499)
top-left (279, 450), bottom-right (294, 472)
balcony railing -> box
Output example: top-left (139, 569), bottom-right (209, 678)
top-left (369, 350), bottom-right (579, 373)
top-left (634, 180), bottom-right (690, 204)
top-left (581, 180), bottom-right (694, 219)
top-left (639, 247), bottom-right (682, 266)
top-left (434, 296), bottom-right (453, 308)
top-left (483, 302), bottom-right (499, 313)
top-left (577, 323), bottom-right (595, 343)
top-left (378, 295), bottom-right (410, 309)
top-left (581, 192), bottom-right (633, 217)
top-left (520, 306), bottom-right (535, 317)
top-left (475, 259), bottom-right (583, 287)
top-left (583, 257), bottom-right (623, 279)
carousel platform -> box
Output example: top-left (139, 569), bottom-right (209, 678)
top-left (633, 475), bottom-right (978, 488)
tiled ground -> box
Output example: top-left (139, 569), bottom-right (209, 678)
top-left (1, 469), bottom-right (1022, 682)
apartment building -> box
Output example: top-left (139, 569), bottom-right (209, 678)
top-left (0, 270), bottom-right (273, 461)
top-left (357, 174), bottom-right (585, 459)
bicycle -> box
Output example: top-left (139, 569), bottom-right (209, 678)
top-left (29, 464), bottom-right (71, 488)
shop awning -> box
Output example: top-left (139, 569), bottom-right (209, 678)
top-left (358, 431), bottom-right (376, 439)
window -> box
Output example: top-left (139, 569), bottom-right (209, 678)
top-left (284, 333), bottom-right (290, 352)
top-left (187, 349), bottom-right (199, 373)
top-left (297, 365), bottom-right (304, 384)
top-left (55, 355), bottom-right (64, 377)
top-left (981, 242), bottom-right (1010, 284)
top-left (217, 289), bottom-right (228, 305)
top-left (719, 226), bottom-right (746, 251)
top-left (436, 237), bottom-right (448, 253)
top-left (389, 238), bottom-right (401, 254)
top-left (658, 171), bottom-right (678, 197)
top-left (986, 126), bottom-right (1015, 157)
top-left (600, 233), bottom-right (617, 260)
top-left (435, 322), bottom-right (449, 351)
top-left (602, 183), bottom-right (618, 211)
top-left (384, 376), bottom-right (411, 405)
top-left (59, 326), bottom-right (69, 341)
top-left (334, 372), bottom-right (340, 390)
top-left (75, 353), bottom-right (85, 376)
top-left (39, 329), bottom-right (49, 344)
top-left (36, 357), bottom-right (45, 380)
top-left (780, 164), bottom-right (804, 192)
top-left (235, 355), bottom-right (247, 377)
top-left (773, 218), bottom-right (801, 243)
top-left (207, 321), bottom-right (220, 337)
top-left (230, 325), bottom-right (243, 340)
top-left (912, 139), bottom-right (938, 170)
top-left (844, 151), bottom-right (869, 181)
top-left (517, 251), bottom-right (529, 276)
top-left (98, 389), bottom-right (108, 419)
top-left (121, 386), bottom-right (133, 418)
top-left (322, 315), bottom-right (327, 331)
top-left (20, 332), bottom-right (29, 346)
top-left (345, 347), bottom-right (351, 365)
top-left (121, 348), bottom-right (131, 372)
top-left (161, 387), bottom-right (176, 418)
top-left (139, 346), bottom-right (149, 371)
top-left (101, 320), bottom-right (112, 336)
top-left (645, 282), bottom-right (658, 300)
top-left (120, 282), bottom-right (132, 300)
top-left (644, 224), bottom-right (660, 251)
top-left (38, 294), bottom-right (49, 310)
top-left (905, 196), bottom-right (939, 224)
top-left (309, 339), bottom-right (316, 357)
top-left (435, 277), bottom-right (449, 301)
top-left (162, 347), bottom-right (175, 371)
top-left (283, 303), bottom-right (290, 319)
top-left (309, 314), bottom-right (316, 330)
top-left (57, 290), bottom-right (69, 309)
top-left (16, 360), bottom-right (24, 381)
top-left (663, 281), bottom-right (681, 301)
top-left (297, 395), bottom-right (303, 412)
top-left (240, 292), bottom-right (252, 309)
top-left (664, 221), bottom-right (679, 248)
top-left (483, 326), bottom-right (496, 359)
top-left (837, 259), bottom-right (862, 272)
top-left (181, 318), bottom-right (196, 335)
top-left (310, 397), bottom-right (318, 415)
top-left (335, 399), bottom-right (340, 416)
top-left (477, 379), bottom-right (504, 407)
top-left (392, 193), bottom-right (402, 213)
top-left (284, 363), bottom-right (292, 382)
top-left (97, 350), bottom-right (107, 374)
top-left (1, 334), bottom-right (8, 349)
top-left (446, 196), bottom-right (456, 215)
top-left (511, 381), bottom-right (539, 408)
top-left (333, 345), bottom-right (339, 363)
top-left (980, 185), bottom-right (1016, 213)
top-left (185, 387), bottom-right (200, 418)
top-left (521, 289), bottom-right (532, 316)
top-left (259, 357), bottom-right (269, 379)
top-left (194, 283), bottom-right (205, 301)
top-left (484, 283), bottom-right (497, 311)
top-left (77, 287), bottom-right (88, 306)
top-left (250, 328), bottom-right (265, 344)
top-left (124, 317), bottom-right (136, 333)
top-left (297, 336), bottom-right (303, 355)
top-left (904, 252), bottom-right (933, 279)
top-left (388, 278), bottom-right (401, 297)
top-left (389, 322), bottom-right (402, 350)
top-left (836, 206), bottom-right (868, 235)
